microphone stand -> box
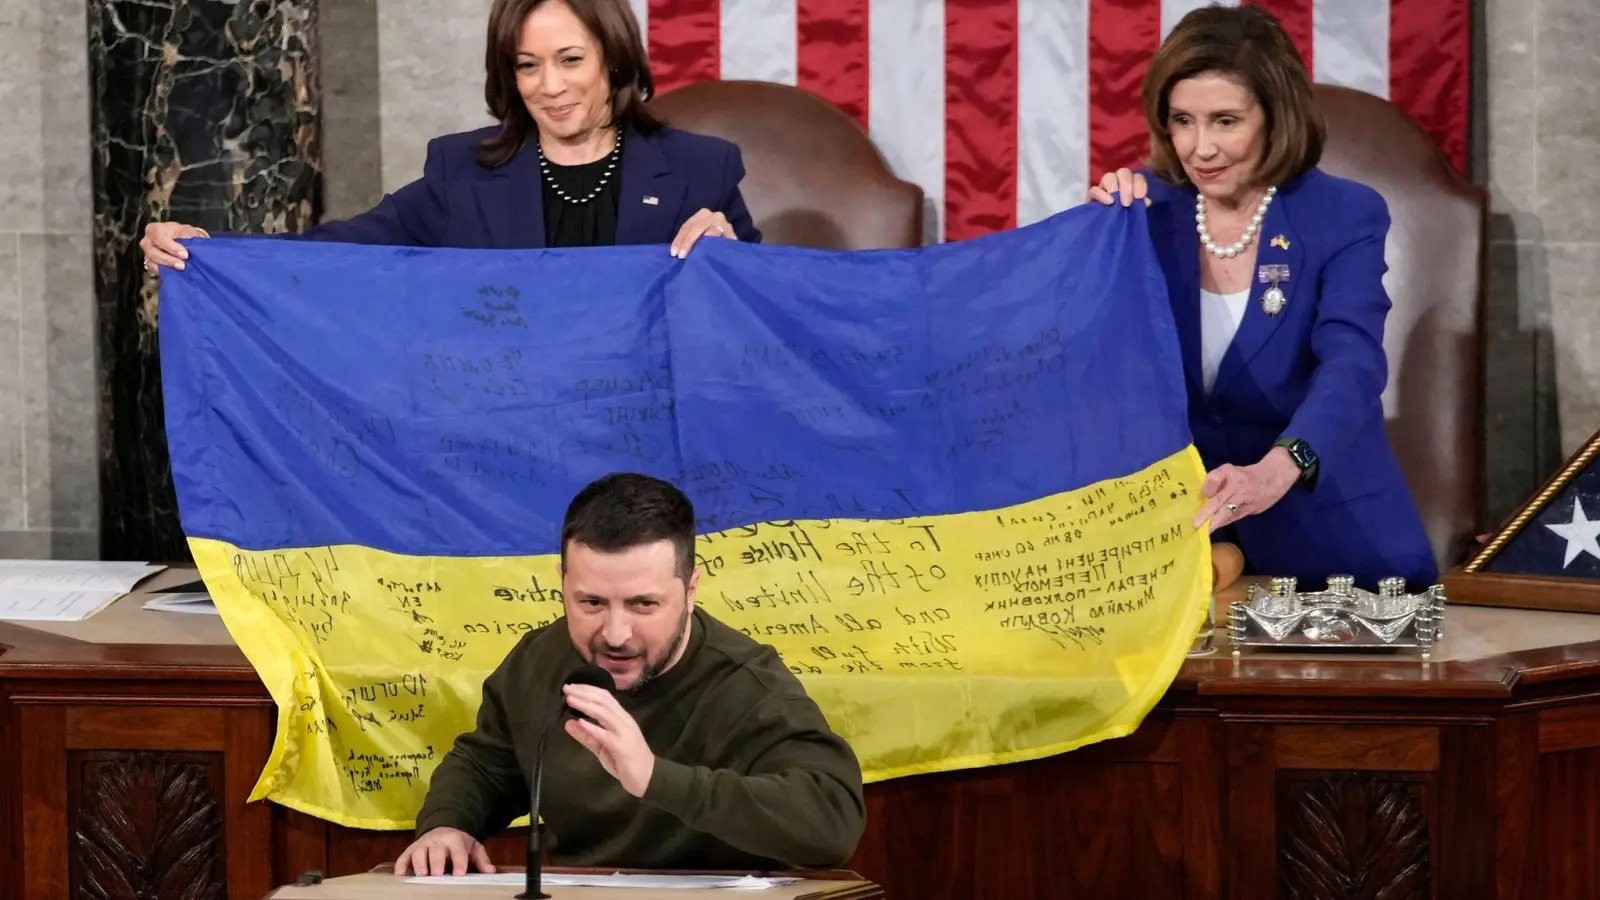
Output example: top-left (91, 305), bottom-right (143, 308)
top-left (518, 666), bottom-right (611, 898)
top-left (517, 695), bottom-right (564, 900)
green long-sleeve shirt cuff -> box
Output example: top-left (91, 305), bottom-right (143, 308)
top-left (642, 757), bottom-right (697, 814)
top-left (641, 757), bottom-right (862, 867)
top-left (415, 806), bottom-right (486, 841)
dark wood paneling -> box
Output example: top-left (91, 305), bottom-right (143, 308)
top-left (0, 689), bottom-right (20, 900)
top-left (65, 705), bottom-right (226, 751)
top-left (20, 705), bottom-right (70, 899)
top-left (1275, 772), bottom-right (1430, 900)
top-left (854, 768), bottom-right (975, 898)
top-left (1494, 714), bottom-right (1539, 900)
top-left (225, 706), bottom-right (277, 898)
top-left (1538, 702), bottom-right (1600, 752)
top-left (68, 751), bottom-right (226, 900)
top-left (1177, 715), bottom-right (1224, 900)
top-left (274, 808), bottom-right (331, 889)
top-left (1438, 725), bottom-right (1494, 896)
top-left (1227, 722), bottom-right (1278, 900)
top-left (960, 767), bottom-right (1036, 899)
top-left (1031, 760), bottom-right (1185, 897)
top-left (848, 753), bottom-right (1186, 899)
top-left (1537, 747), bottom-right (1600, 898)
top-left (20, 605), bottom-right (1600, 898)
top-left (328, 826), bottom-right (412, 879)
top-left (1276, 725), bottom-right (1439, 771)
top-left (1069, 712), bottom-right (1187, 763)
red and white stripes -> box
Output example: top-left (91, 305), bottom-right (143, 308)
top-left (640, 0), bottom-right (1470, 243)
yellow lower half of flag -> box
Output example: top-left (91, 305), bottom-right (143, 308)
top-left (190, 447), bottom-right (1211, 830)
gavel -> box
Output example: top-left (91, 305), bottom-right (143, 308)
top-left (1212, 542), bottom-right (1245, 593)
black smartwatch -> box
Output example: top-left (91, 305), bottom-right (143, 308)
top-left (1275, 437), bottom-right (1318, 488)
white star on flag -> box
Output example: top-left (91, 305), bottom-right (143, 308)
top-left (1544, 497), bottom-right (1600, 567)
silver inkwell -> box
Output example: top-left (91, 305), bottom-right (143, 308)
top-left (1228, 575), bottom-right (1447, 658)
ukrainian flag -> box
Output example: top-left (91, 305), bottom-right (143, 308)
top-left (159, 203), bottom-right (1209, 830)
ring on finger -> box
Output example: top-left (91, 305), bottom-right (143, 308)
top-left (713, 225), bottom-right (725, 235)
top-left (1224, 503), bottom-right (1238, 514)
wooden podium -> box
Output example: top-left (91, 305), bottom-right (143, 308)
top-left (12, 566), bottom-right (1600, 898)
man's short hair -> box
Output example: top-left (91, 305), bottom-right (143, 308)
top-left (560, 473), bottom-right (696, 581)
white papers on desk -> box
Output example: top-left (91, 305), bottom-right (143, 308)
top-left (403, 873), bottom-right (801, 890)
top-left (0, 589), bottom-right (123, 621)
top-left (142, 592), bottom-right (219, 615)
top-left (0, 560), bottom-right (166, 621)
top-left (0, 559), bottom-right (163, 592)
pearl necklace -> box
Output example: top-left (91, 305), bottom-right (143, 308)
top-left (537, 129), bottom-right (622, 205)
top-left (1195, 186), bottom-right (1276, 258)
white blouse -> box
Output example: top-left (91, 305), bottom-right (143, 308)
top-left (1199, 286), bottom-right (1251, 393)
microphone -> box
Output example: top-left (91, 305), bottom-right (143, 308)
top-left (518, 664), bottom-right (617, 900)
top-left (561, 663), bottom-right (616, 723)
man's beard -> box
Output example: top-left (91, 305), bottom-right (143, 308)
top-left (597, 604), bottom-right (692, 692)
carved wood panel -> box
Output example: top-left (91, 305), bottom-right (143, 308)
top-left (850, 755), bottom-right (1188, 898)
top-left (1277, 772), bottom-right (1430, 900)
top-left (69, 751), bottom-right (225, 900)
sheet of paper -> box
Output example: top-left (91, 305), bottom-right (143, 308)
top-left (0, 559), bottom-right (164, 593)
top-left (403, 873), bottom-right (800, 890)
top-left (0, 589), bottom-right (124, 621)
top-left (142, 592), bottom-right (219, 615)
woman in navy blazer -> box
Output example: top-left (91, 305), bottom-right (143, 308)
top-left (1088, 5), bottom-right (1436, 590)
top-left (141, 0), bottom-right (759, 270)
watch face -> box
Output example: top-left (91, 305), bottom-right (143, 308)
top-left (1294, 442), bottom-right (1316, 467)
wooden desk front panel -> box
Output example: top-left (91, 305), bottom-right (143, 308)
top-left (846, 713), bottom-right (1217, 899)
top-left (6, 698), bottom-right (1600, 900)
top-left (10, 642), bottom-right (1600, 898)
top-left (279, 709), bottom-right (1522, 900)
top-left (4, 683), bottom-right (276, 900)
top-left (1225, 717), bottom-right (1489, 900)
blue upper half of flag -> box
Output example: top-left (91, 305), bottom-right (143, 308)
top-left (159, 204), bottom-right (1189, 556)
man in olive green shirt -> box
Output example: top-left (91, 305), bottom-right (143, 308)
top-left (394, 473), bottom-right (866, 877)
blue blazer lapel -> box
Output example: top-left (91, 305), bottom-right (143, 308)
top-left (615, 127), bottom-right (686, 246)
top-left (1151, 193), bottom-right (1204, 396)
top-left (476, 138), bottom-right (545, 249)
top-left (1212, 197), bottom-right (1303, 394)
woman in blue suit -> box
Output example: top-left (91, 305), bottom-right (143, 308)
top-left (1088, 5), bottom-right (1436, 590)
top-left (141, 0), bottom-right (758, 268)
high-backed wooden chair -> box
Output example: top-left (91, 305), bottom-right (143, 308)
top-left (1312, 83), bottom-right (1486, 571)
top-left (648, 80), bottom-right (924, 250)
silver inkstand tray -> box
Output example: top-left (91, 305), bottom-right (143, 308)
top-left (1228, 575), bottom-right (1447, 659)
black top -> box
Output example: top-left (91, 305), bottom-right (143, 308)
top-left (540, 155), bottom-right (621, 248)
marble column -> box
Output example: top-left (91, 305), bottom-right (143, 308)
top-left (89, 0), bottom-right (320, 561)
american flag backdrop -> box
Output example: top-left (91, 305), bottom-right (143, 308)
top-left (628, 0), bottom-right (1472, 243)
